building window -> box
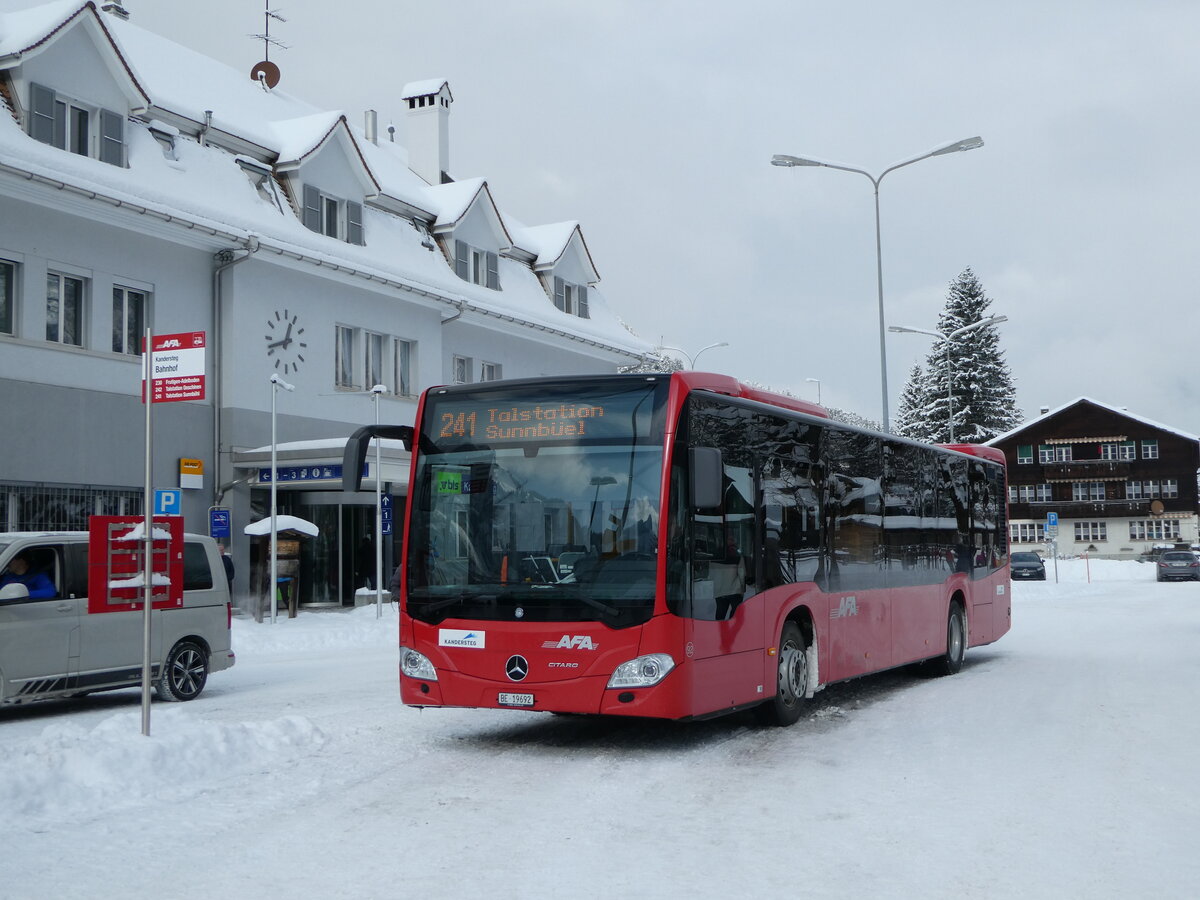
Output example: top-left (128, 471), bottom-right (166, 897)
top-left (1130, 519), bottom-right (1180, 542)
top-left (1074, 521), bottom-right (1107, 542)
top-left (1141, 440), bottom-right (1159, 460)
top-left (453, 240), bottom-right (499, 289)
top-left (46, 272), bottom-right (85, 346)
top-left (1039, 444), bottom-right (1071, 463)
top-left (394, 339), bottom-right (414, 397)
top-left (28, 83), bottom-right (125, 166)
top-left (480, 361), bottom-right (502, 382)
top-left (452, 355), bottom-right (471, 385)
top-left (111, 286), bottom-right (146, 355)
top-left (335, 325), bottom-right (357, 389)
top-left (1072, 482), bottom-right (1105, 502)
top-left (365, 331), bottom-right (384, 389)
top-left (1100, 441), bottom-right (1136, 461)
top-left (1010, 523), bottom-right (1045, 543)
top-left (1162, 479), bottom-right (1178, 499)
top-left (1011, 484), bottom-right (1053, 503)
top-left (1016, 445), bottom-right (1033, 465)
top-left (0, 259), bottom-right (13, 335)
top-left (302, 185), bottom-right (364, 245)
top-left (553, 277), bottom-right (590, 319)
top-left (1036, 484), bottom-right (1052, 502)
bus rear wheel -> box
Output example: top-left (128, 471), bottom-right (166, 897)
top-left (758, 622), bottom-right (808, 727)
top-left (928, 602), bottom-right (966, 677)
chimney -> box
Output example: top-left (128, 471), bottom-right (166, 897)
top-left (364, 109), bottom-right (378, 145)
top-left (401, 79), bottom-right (452, 185)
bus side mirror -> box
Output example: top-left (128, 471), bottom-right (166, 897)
top-left (342, 425), bottom-right (414, 492)
top-left (689, 447), bottom-right (723, 510)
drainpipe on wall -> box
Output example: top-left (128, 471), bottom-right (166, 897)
top-left (212, 235), bottom-right (260, 507)
top-left (441, 300), bottom-right (464, 325)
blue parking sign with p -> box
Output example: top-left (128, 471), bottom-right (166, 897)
top-left (154, 489), bottom-right (181, 516)
top-left (1047, 512), bottom-right (1059, 527)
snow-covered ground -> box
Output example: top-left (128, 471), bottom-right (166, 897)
top-left (2, 559), bottom-right (1198, 898)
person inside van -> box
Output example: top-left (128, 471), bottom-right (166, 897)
top-left (0, 551), bottom-right (56, 599)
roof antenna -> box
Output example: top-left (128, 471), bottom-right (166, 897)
top-left (249, 1), bottom-right (287, 90)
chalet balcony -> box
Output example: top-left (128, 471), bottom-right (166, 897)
top-left (1042, 459), bottom-right (1132, 480)
top-left (1009, 499), bottom-right (1149, 519)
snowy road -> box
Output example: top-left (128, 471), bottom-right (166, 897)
top-left (2, 559), bottom-right (1198, 899)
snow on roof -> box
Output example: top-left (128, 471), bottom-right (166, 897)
top-left (986, 396), bottom-right (1200, 446)
top-left (244, 515), bottom-right (320, 538)
top-left (0, 0), bottom-right (85, 56)
top-left (0, 1), bottom-right (651, 358)
top-left (400, 78), bottom-right (450, 99)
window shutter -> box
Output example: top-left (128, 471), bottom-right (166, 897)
top-left (553, 276), bottom-right (565, 311)
top-left (578, 285), bottom-right (589, 319)
top-left (347, 201), bottom-right (364, 245)
top-left (454, 240), bottom-right (469, 280)
top-left (99, 109), bottom-right (125, 166)
top-left (29, 83), bottom-right (56, 146)
top-left (302, 184), bottom-right (322, 232)
top-left (485, 252), bottom-right (499, 290)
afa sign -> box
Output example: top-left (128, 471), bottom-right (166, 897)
top-left (143, 331), bottom-right (206, 403)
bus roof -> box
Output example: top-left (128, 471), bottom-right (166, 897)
top-left (673, 371), bottom-right (830, 419)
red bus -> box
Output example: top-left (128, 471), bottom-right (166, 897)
top-left (345, 372), bottom-right (1010, 726)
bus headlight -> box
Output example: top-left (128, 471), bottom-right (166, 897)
top-left (607, 653), bottom-right (675, 688)
top-left (400, 647), bottom-right (438, 681)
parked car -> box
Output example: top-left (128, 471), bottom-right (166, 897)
top-left (1010, 551), bottom-right (1047, 580)
top-left (0, 532), bottom-right (235, 705)
top-left (1156, 550), bottom-right (1200, 582)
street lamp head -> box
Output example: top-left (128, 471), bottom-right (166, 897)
top-left (771, 154), bottom-right (822, 168)
top-left (929, 136), bottom-right (984, 157)
top-left (270, 374), bottom-right (295, 391)
top-left (369, 384), bottom-right (387, 394)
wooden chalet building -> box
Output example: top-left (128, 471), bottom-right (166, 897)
top-left (987, 398), bottom-right (1200, 558)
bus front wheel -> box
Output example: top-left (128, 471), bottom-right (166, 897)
top-left (759, 622), bottom-right (808, 727)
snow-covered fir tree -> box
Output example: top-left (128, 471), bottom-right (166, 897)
top-left (895, 268), bottom-right (1022, 443)
top-left (893, 364), bottom-right (935, 441)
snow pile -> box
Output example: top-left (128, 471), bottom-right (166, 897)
top-left (0, 709), bottom-right (325, 826)
top-left (232, 601), bottom-right (399, 653)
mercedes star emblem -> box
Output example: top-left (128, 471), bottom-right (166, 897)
top-left (505, 655), bottom-right (529, 682)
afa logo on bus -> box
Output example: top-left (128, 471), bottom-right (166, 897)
top-left (542, 635), bottom-right (599, 650)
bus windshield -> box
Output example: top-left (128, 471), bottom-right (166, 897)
top-left (407, 379), bottom-right (668, 627)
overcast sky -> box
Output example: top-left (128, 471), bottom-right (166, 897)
top-left (20, 1), bottom-right (1200, 432)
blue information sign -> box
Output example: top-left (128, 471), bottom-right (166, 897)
top-left (209, 507), bottom-right (232, 539)
top-left (154, 489), bottom-right (181, 516)
top-left (259, 463), bottom-right (366, 483)
top-left (1046, 512), bottom-right (1059, 527)
top-left (381, 494), bottom-right (393, 536)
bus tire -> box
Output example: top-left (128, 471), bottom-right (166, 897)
top-left (929, 602), bottom-right (966, 677)
top-left (156, 640), bottom-right (209, 701)
top-left (759, 622), bottom-right (808, 727)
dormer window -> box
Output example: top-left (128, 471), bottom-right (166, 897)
top-left (28, 83), bottom-right (125, 167)
top-left (454, 240), bottom-right (499, 290)
top-left (553, 277), bottom-right (590, 319)
top-left (302, 184), bottom-right (364, 245)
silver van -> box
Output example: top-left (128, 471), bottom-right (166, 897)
top-left (0, 532), bottom-right (235, 704)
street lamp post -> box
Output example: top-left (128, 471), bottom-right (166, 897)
top-left (889, 315), bottom-right (1007, 442)
top-left (269, 373), bottom-right (295, 624)
top-left (806, 377), bottom-right (822, 404)
top-left (771, 136), bottom-right (984, 432)
top-left (658, 341), bottom-right (729, 370)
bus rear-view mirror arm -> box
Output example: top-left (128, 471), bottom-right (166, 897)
top-left (342, 425), bottom-right (414, 492)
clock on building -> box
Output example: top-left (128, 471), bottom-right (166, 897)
top-left (264, 309), bottom-right (306, 375)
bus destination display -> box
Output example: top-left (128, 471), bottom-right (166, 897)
top-left (424, 384), bottom-right (664, 447)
